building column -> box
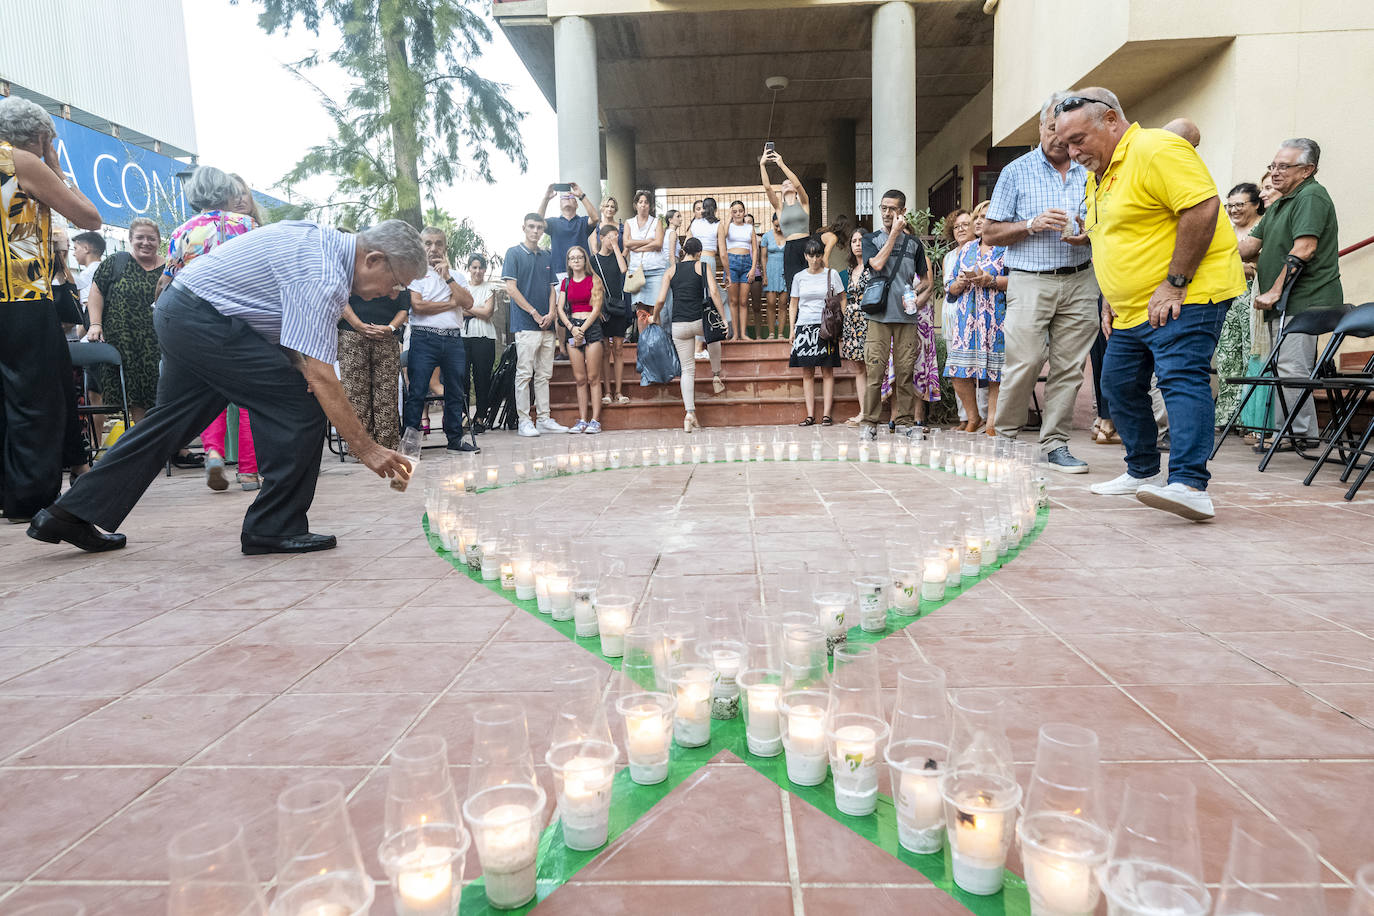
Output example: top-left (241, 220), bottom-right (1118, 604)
top-left (605, 127), bottom-right (637, 212)
top-left (553, 16), bottom-right (601, 199)
top-left (871, 1), bottom-right (917, 206)
top-left (802, 177), bottom-right (824, 231)
top-left (826, 118), bottom-right (857, 228)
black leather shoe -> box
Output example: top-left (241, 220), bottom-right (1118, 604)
top-left (448, 441), bottom-right (481, 453)
top-left (27, 508), bottom-right (127, 552)
top-left (241, 532), bottom-right (338, 555)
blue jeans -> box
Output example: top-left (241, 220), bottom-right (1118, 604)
top-left (1101, 300), bottom-right (1230, 489)
top-left (403, 328), bottom-right (468, 448)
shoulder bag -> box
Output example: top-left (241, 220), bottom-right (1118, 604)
top-left (859, 234), bottom-right (911, 315)
top-left (701, 263), bottom-right (728, 344)
top-left (589, 253), bottom-right (627, 320)
top-left (819, 270), bottom-right (844, 341)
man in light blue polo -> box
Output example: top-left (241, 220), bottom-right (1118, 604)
top-left (983, 91), bottom-right (1100, 474)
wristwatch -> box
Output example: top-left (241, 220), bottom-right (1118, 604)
top-left (1166, 273), bottom-right (1191, 288)
top-left (1024, 218), bottom-right (1035, 234)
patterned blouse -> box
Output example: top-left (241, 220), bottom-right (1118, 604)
top-left (164, 209), bottom-right (258, 279)
top-left (0, 141), bottom-right (52, 302)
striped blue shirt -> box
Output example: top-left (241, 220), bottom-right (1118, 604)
top-left (173, 221), bottom-right (356, 364)
top-left (986, 146), bottom-right (1091, 272)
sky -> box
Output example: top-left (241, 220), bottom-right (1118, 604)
top-left (181, 0), bottom-right (558, 253)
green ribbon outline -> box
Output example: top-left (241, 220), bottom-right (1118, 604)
top-left (422, 475), bottom-right (1046, 915)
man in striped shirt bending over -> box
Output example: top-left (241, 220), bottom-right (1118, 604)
top-left (29, 220), bottom-right (422, 555)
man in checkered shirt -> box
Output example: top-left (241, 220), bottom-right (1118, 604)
top-left (983, 91), bottom-right (1099, 474)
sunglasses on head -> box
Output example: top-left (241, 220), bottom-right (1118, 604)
top-left (1053, 96), bottom-right (1110, 117)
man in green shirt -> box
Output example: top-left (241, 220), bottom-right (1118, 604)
top-left (1238, 137), bottom-right (1343, 446)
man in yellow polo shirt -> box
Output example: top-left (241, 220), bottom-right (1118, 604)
top-left (1054, 88), bottom-right (1245, 521)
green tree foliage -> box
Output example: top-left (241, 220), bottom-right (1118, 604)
top-left (423, 205), bottom-right (498, 268)
top-left (242, 0), bottom-right (527, 228)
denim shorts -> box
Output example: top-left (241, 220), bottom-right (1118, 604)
top-left (728, 253), bottom-right (752, 284)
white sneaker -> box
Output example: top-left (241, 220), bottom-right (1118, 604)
top-left (1090, 471), bottom-right (1164, 496)
top-left (518, 419), bottom-right (540, 437)
top-left (537, 417), bottom-right (569, 433)
top-left (1136, 482), bottom-right (1215, 521)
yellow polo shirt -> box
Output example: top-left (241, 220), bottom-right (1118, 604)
top-left (1084, 123), bottom-right (1245, 330)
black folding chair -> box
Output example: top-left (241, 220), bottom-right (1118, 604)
top-left (1296, 303), bottom-right (1374, 496)
top-left (1212, 307), bottom-right (1347, 460)
top-left (67, 341), bottom-right (131, 459)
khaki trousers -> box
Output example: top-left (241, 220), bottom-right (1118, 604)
top-left (996, 269), bottom-right (1099, 450)
top-left (863, 319), bottom-right (919, 427)
top-left (514, 329), bottom-right (555, 422)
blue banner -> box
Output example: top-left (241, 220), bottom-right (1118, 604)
top-left (50, 115), bottom-right (286, 231)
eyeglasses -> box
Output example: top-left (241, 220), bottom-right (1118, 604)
top-left (1053, 96), bottom-right (1110, 116)
top-left (1224, 202), bottom-right (1255, 210)
top-left (878, 205), bottom-right (902, 213)
top-left (1266, 162), bottom-right (1312, 173)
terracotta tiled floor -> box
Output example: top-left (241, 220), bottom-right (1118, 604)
top-left (1, 427), bottom-right (1372, 915)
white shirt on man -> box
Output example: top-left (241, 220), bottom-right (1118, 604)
top-left (408, 266), bottom-right (466, 330)
top-left (76, 260), bottom-right (100, 306)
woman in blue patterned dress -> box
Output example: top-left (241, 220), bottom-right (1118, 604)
top-left (942, 201), bottom-right (1007, 434)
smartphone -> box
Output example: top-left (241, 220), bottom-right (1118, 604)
top-left (554, 182), bottom-right (572, 192)
top-left (763, 142), bottom-right (775, 154)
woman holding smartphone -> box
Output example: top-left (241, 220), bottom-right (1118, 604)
top-left (555, 245), bottom-right (605, 434)
top-left (943, 200), bottom-right (1007, 434)
top-left (760, 149), bottom-right (811, 294)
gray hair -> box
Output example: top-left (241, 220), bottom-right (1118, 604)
top-left (1040, 91), bottom-right (1070, 126)
top-left (0, 96), bottom-right (57, 149)
top-left (1279, 137), bottom-right (1320, 168)
top-left (358, 220), bottom-right (426, 277)
top-left (419, 225), bottom-right (446, 239)
top-left (184, 166), bottom-right (242, 212)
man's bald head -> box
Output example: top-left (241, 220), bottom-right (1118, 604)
top-left (1163, 118), bottom-right (1201, 148)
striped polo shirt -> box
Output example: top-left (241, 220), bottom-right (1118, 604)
top-left (173, 221), bottom-right (356, 364)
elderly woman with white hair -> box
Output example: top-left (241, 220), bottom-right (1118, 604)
top-left (0, 96), bottom-right (101, 522)
top-left (162, 165), bottom-right (261, 490)
top-left (29, 219), bottom-right (422, 554)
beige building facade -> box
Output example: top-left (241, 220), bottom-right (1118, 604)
top-left (495, 0), bottom-right (1373, 299)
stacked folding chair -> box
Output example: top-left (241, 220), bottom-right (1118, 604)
top-left (1297, 303), bottom-right (1374, 499)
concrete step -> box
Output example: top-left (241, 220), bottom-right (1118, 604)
top-left (548, 393), bottom-right (863, 430)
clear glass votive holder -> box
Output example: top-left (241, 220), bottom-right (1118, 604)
top-left (827, 713), bottom-right (889, 816)
top-left (378, 823), bottom-right (469, 916)
top-left (669, 664), bottom-right (712, 748)
top-left (462, 783), bottom-right (546, 911)
top-left (940, 772), bottom-right (1022, 896)
top-left (738, 669), bottom-right (783, 757)
top-left (596, 593), bottom-right (633, 658)
top-left (886, 739), bottom-right (949, 854)
top-left (1017, 812), bottom-right (1110, 916)
top-left (779, 689), bottom-right (830, 786)
top-left (546, 740), bottom-right (618, 851)
top-left (617, 692), bottom-right (675, 784)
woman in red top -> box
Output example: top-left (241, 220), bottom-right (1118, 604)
top-left (555, 245), bottom-right (605, 433)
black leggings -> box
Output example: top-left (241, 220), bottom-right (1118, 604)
top-left (464, 336), bottom-right (497, 418)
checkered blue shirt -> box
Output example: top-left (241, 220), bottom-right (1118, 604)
top-left (986, 146), bottom-right (1092, 272)
top-left (174, 221), bottom-right (356, 364)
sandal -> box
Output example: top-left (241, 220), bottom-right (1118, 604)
top-left (798, 416), bottom-right (816, 427)
top-left (616, 394), bottom-right (631, 405)
top-left (821, 416), bottom-right (834, 427)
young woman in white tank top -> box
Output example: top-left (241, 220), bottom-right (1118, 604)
top-left (722, 200), bottom-right (758, 340)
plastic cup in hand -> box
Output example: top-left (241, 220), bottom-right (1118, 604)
top-left (167, 820), bottom-right (267, 916)
top-left (392, 428), bottom-right (423, 492)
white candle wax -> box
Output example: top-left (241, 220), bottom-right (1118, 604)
top-left (573, 589), bottom-right (599, 638)
top-left (910, 443), bottom-right (924, 465)
top-left (626, 706), bottom-right (669, 758)
top-left (673, 672), bottom-right (712, 746)
top-left (673, 445), bottom-right (685, 464)
top-left (953, 453), bottom-right (967, 475)
top-left (656, 447), bottom-right (668, 466)
top-left (921, 557), bottom-right (947, 602)
top-left (514, 558), bottom-right (535, 600)
top-left (974, 457), bottom-right (988, 480)
top-left (857, 441), bottom-right (870, 463)
top-left (558, 755), bottom-right (612, 850)
top-left (897, 769), bottom-right (944, 827)
top-left (598, 606), bottom-right (629, 657)
top-left (785, 703), bottom-right (829, 785)
top-left (929, 446), bottom-right (942, 468)
top-left (691, 444), bottom-right (703, 463)
top-left (831, 724), bottom-right (880, 814)
top-left (772, 441), bottom-right (785, 461)
top-left (556, 454), bottom-right (569, 473)
top-left (534, 572), bottom-right (550, 613)
top-left (499, 562), bottom-right (515, 590)
top-left (891, 569), bottom-right (918, 613)
top-left (480, 541), bottom-right (501, 581)
top-left (486, 468), bottom-right (499, 486)
top-left (746, 684), bottom-right (782, 743)
top-left (788, 442), bottom-right (800, 461)
top-left (477, 802), bottom-right (537, 908)
top-left (569, 453), bottom-right (582, 472)
top-left (609, 449), bottom-right (622, 468)
top-left (1023, 841), bottom-right (1099, 914)
top-left (395, 844), bottom-right (455, 908)
top-left (296, 903), bottom-right (351, 916)
top-left (962, 535), bottom-right (982, 578)
top-left (531, 458), bottom-right (545, 476)
top-left (811, 440), bottom-right (823, 461)
top-left (837, 442), bottom-right (849, 461)
top-left (944, 545), bottom-right (961, 585)
top-left (640, 447), bottom-right (653, 466)
top-left (954, 804), bottom-right (1005, 861)
top-left (753, 443), bottom-right (766, 462)
top-left (513, 461), bottom-right (527, 480)
top-left (706, 444), bottom-right (718, 462)
top-left (877, 441), bottom-right (892, 463)
top-left (894, 443), bottom-right (908, 464)
top-left (547, 576), bottom-right (572, 620)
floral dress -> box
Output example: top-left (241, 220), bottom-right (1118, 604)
top-left (841, 266), bottom-right (870, 361)
top-left (943, 240), bottom-right (1007, 382)
top-left (879, 292), bottom-right (943, 404)
top-left (164, 210), bottom-right (257, 280)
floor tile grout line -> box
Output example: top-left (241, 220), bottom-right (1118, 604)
top-left (779, 787), bottom-right (805, 916)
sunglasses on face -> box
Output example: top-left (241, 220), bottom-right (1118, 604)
top-left (1053, 96), bottom-right (1110, 117)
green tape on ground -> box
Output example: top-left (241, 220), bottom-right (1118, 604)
top-left (422, 473), bottom-right (1049, 914)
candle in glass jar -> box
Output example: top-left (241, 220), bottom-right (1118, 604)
top-left (557, 755), bottom-right (612, 849)
top-left (705, 443), bottom-right (718, 463)
top-left (597, 603), bottom-right (629, 657)
top-left (546, 575), bottom-right (572, 620)
top-left (962, 533), bottom-right (982, 578)
top-left (673, 445), bottom-right (685, 464)
top-left (572, 588), bottom-right (598, 638)
top-left (690, 443), bottom-right (703, 463)
top-left (811, 439), bottom-right (824, 461)
top-left (898, 768), bottom-right (944, 826)
top-left (485, 466), bottom-right (499, 487)
top-left (893, 442), bottom-right (908, 464)
top-left (480, 539), bottom-right (501, 581)
top-left (753, 442), bottom-right (767, 462)
top-left (394, 844), bottom-right (455, 908)
top-left (788, 441), bottom-right (800, 461)
top-left (1022, 839), bottom-right (1098, 914)
top-left (831, 724), bottom-right (880, 815)
top-left (974, 457), bottom-right (988, 480)
top-left (656, 445), bottom-right (669, 466)
top-left (556, 453), bottom-right (569, 474)
top-left (531, 457), bottom-right (545, 476)
top-left (928, 445), bottom-right (942, 468)
top-left (514, 557), bottom-right (536, 600)
top-left (891, 568), bottom-right (918, 613)
top-left (481, 802), bottom-right (535, 868)
top-left (724, 442), bottom-right (737, 462)
top-left (953, 801), bottom-right (1005, 861)
top-left (837, 442), bottom-right (849, 461)
top-left (921, 556), bottom-right (947, 602)
top-left (784, 702), bottom-right (828, 785)
top-left (512, 460), bottom-right (527, 480)
top-left (877, 441), bottom-right (892, 463)
top-left (609, 448), bottom-right (622, 469)
top-left (771, 439), bottom-right (785, 461)
top-left (673, 669), bottom-right (712, 747)
top-left (857, 441), bottom-right (871, 463)
top-left (568, 453), bottom-right (582, 473)
top-left (746, 684), bottom-right (781, 746)
top-left (626, 706), bottom-right (669, 758)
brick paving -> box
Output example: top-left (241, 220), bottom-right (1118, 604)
top-left (0, 427), bottom-right (1370, 914)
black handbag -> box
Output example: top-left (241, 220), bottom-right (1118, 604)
top-left (860, 234), bottom-right (911, 315)
top-left (819, 270), bottom-right (843, 341)
top-left (701, 263), bottom-right (728, 344)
